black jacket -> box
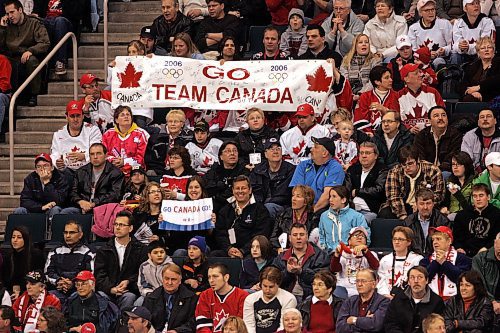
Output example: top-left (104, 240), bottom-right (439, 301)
top-left (195, 14), bottom-right (240, 52)
top-left (413, 126), bottom-right (463, 172)
top-left (384, 287), bottom-right (445, 333)
top-left (299, 43), bottom-right (343, 68)
top-left (20, 169), bottom-right (69, 212)
top-left (235, 126), bottom-right (279, 165)
top-left (70, 161), bottom-right (124, 207)
top-left (458, 53), bottom-right (500, 103)
top-left (204, 162), bottom-right (249, 212)
top-left (151, 12), bottom-right (193, 52)
top-left (372, 124), bottom-right (414, 168)
top-left (269, 207), bottom-right (319, 250)
top-left (143, 285), bottom-right (198, 333)
top-left (453, 204), bottom-right (500, 257)
top-left (239, 257), bottom-right (274, 289)
top-left (249, 160), bottom-right (295, 207)
top-left (345, 161), bottom-right (388, 213)
top-left (404, 209), bottom-right (450, 256)
top-left (66, 291), bottom-right (120, 333)
top-left (215, 201), bottom-right (273, 255)
top-left (444, 296), bottom-right (494, 333)
top-left (298, 295), bottom-right (343, 331)
top-left (94, 237), bottom-right (147, 295)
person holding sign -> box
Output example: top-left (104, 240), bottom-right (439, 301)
top-left (214, 175), bottom-right (273, 258)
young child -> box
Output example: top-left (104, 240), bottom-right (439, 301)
top-left (181, 236), bottom-right (209, 294)
top-left (414, 46), bottom-right (438, 87)
top-left (138, 241), bottom-right (173, 299)
top-left (239, 235), bottom-right (275, 291)
top-left (333, 120), bottom-right (358, 171)
top-left (185, 120), bottom-right (223, 175)
top-left (422, 313), bottom-right (446, 333)
top-left (279, 9), bottom-right (308, 58)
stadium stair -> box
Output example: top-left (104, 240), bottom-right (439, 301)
top-left (0, 0), bottom-right (159, 241)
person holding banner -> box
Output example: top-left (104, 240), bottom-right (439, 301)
top-left (214, 175), bottom-right (273, 258)
top-left (133, 182), bottom-right (169, 245)
top-left (172, 32), bottom-right (205, 59)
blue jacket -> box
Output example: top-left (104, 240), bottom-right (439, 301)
top-left (319, 206), bottom-right (371, 253)
top-left (336, 292), bottom-right (390, 333)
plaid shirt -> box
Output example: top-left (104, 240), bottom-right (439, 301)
top-left (383, 161), bottom-right (445, 218)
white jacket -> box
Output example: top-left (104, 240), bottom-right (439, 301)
top-left (377, 251), bottom-right (423, 296)
top-left (363, 12), bottom-right (408, 58)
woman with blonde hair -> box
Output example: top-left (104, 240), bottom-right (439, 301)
top-left (222, 316), bottom-right (248, 333)
top-left (340, 33), bottom-right (382, 98)
top-left (172, 32), bottom-right (205, 59)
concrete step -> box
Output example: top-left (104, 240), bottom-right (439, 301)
top-left (0, 195), bottom-right (21, 208)
top-left (0, 157), bottom-right (35, 170)
top-left (16, 119), bottom-right (67, 132)
top-left (48, 69), bottom-right (106, 82)
top-left (48, 81), bottom-right (82, 95)
top-left (69, 58), bottom-right (106, 70)
top-left (109, 1), bottom-right (158, 12)
top-left (0, 170), bottom-right (31, 182)
top-left (78, 45), bottom-right (127, 59)
top-left (98, 22), bottom-right (147, 34)
top-left (0, 144), bottom-right (51, 157)
top-left (6, 132), bottom-right (55, 144)
top-left (37, 94), bottom-right (81, 106)
top-left (17, 106), bottom-right (67, 118)
top-left (80, 32), bottom-right (136, 44)
top-left (109, 11), bottom-right (158, 23)
top-left (0, 183), bottom-right (24, 195)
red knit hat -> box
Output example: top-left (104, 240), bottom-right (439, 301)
top-left (415, 47), bottom-right (431, 65)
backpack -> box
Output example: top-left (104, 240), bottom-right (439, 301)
top-left (436, 65), bottom-right (463, 100)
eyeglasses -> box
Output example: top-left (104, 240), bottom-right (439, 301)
top-left (392, 237), bottom-right (408, 242)
top-left (267, 146), bottom-right (282, 152)
top-left (75, 281), bottom-right (91, 287)
top-left (113, 223), bottom-right (130, 228)
top-left (451, 163), bottom-right (463, 167)
top-left (381, 120), bottom-right (396, 124)
top-left (359, 151), bottom-right (375, 156)
top-left (355, 279), bottom-right (374, 284)
top-left (421, 7), bottom-right (436, 12)
top-left (222, 149), bottom-right (238, 154)
top-left (351, 233), bottom-right (366, 239)
top-left (148, 189), bottom-right (162, 194)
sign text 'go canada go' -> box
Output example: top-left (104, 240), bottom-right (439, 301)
top-left (111, 56), bottom-right (334, 112)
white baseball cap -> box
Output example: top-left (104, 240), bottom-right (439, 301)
top-left (396, 35), bottom-right (411, 50)
top-left (485, 152), bottom-right (500, 167)
top-left (417, 0), bottom-right (436, 12)
top-left (463, 0), bottom-right (475, 8)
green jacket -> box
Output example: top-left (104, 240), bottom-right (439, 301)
top-left (473, 170), bottom-right (500, 209)
top-left (472, 247), bottom-right (499, 301)
top-left (0, 14), bottom-right (50, 58)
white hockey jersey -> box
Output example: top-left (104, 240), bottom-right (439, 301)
top-left (280, 123), bottom-right (330, 165)
top-left (185, 138), bottom-right (223, 175)
top-left (408, 18), bottom-right (453, 55)
top-left (452, 14), bottom-right (495, 55)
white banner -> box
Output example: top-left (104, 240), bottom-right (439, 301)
top-left (111, 56), bottom-right (334, 112)
top-left (159, 198), bottom-right (213, 231)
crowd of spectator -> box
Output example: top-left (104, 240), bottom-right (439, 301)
top-left (0, 0), bottom-right (500, 331)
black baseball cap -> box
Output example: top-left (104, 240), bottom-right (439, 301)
top-left (194, 119), bottom-right (209, 132)
top-left (263, 137), bottom-right (281, 150)
top-left (311, 137), bottom-right (335, 156)
top-left (125, 306), bottom-right (152, 322)
top-left (140, 26), bottom-right (156, 39)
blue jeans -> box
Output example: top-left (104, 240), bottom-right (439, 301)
top-left (14, 206), bottom-right (62, 219)
top-left (0, 93), bottom-right (10, 134)
top-left (264, 202), bottom-right (285, 219)
top-left (43, 16), bottom-right (72, 63)
top-left (450, 52), bottom-right (476, 65)
top-left (90, 0), bottom-right (99, 31)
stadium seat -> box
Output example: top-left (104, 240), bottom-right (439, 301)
top-left (453, 102), bottom-right (491, 115)
top-left (244, 26), bottom-right (266, 59)
top-left (369, 218), bottom-right (404, 256)
top-left (173, 256), bottom-right (242, 287)
top-left (5, 214), bottom-right (48, 245)
top-left (49, 214), bottom-right (94, 244)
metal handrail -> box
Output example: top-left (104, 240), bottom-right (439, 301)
top-left (104, 0), bottom-right (109, 82)
top-left (8, 32), bottom-right (78, 195)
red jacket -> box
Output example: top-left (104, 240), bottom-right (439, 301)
top-left (353, 89), bottom-right (400, 134)
top-left (265, 0), bottom-right (298, 25)
top-left (0, 55), bottom-right (12, 93)
top-left (13, 291), bottom-right (61, 330)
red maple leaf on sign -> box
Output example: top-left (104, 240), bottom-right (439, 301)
top-left (292, 140), bottom-right (306, 155)
top-left (306, 66), bottom-right (333, 93)
top-left (118, 62), bottom-right (142, 88)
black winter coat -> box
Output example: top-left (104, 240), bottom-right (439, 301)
top-left (372, 124), bottom-right (414, 168)
top-left (404, 209), bottom-right (450, 256)
top-left (345, 161), bottom-right (388, 213)
top-left (384, 287), bottom-right (445, 333)
top-left (444, 296), bottom-right (494, 333)
top-left (195, 14), bottom-right (240, 52)
top-left (249, 160), bottom-right (295, 207)
top-left (235, 126), bottom-right (279, 165)
top-left (151, 13), bottom-right (193, 52)
top-left (143, 284), bottom-right (198, 333)
top-left (204, 162), bottom-right (249, 212)
top-left (70, 161), bottom-right (124, 207)
top-left (20, 169), bottom-right (69, 212)
top-left (269, 208), bottom-right (319, 250)
top-left (458, 54), bottom-right (500, 103)
top-left (94, 237), bottom-right (147, 295)
top-left (413, 126), bottom-right (463, 172)
top-left (239, 257), bottom-right (275, 289)
top-left (215, 202), bottom-right (273, 255)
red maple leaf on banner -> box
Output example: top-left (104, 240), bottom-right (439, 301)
top-left (306, 66), bottom-right (332, 93)
top-left (118, 62), bottom-right (142, 88)
top-left (293, 140), bottom-right (306, 155)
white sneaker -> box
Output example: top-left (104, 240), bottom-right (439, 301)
top-left (55, 61), bottom-right (66, 75)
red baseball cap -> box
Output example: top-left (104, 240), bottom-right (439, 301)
top-left (295, 103), bottom-right (315, 117)
top-left (80, 73), bottom-right (101, 88)
top-left (35, 153), bottom-right (52, 165)
top-left (66, 100), bottom-right (83, 116)
top-left (81, 323), bottom-right (96, 333)
top-left (430, 226), bottom-right (453, 242)
top-left (400, 63), bottom-right (420, 79)
top-left (74, 270), bottom-right (96, 282)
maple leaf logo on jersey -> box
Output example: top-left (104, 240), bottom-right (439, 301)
top-left (118, 62), bottom-right (142, 88)
top-left (306, 66), bottom-right (333, 93)
top-left (390, 271), bottom-right (403, 286)
top-left (468, 38), bottom-right (476, 44)
top-left (422, 38), bottom-right (432, 47)
top-left (71, 146), bottom-right (80, 152)
top-left (292, 140), bottom-right (306, 155)
top-left (413, 104), bottom-right (425, 118)
top-left (202, 155), bottom-right (212, 166)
